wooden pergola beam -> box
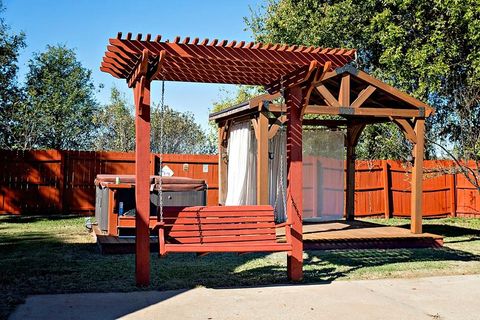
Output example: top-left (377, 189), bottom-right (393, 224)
top-left (351, 85), bottom-right (376, 108)
top-left (285, 85), bottom-right (304, 281)
top-left (345, 122), bottom-right (365, 221)
top-left (256, 111), bottom-right (270, 205)
top-left (411, 118), bottom-right (425, 234)
top-left (132, 75), bottom-right (151, 287)
top-left (306, 105), bottom-right (425, 118)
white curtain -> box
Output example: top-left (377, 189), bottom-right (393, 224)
top-left (269, 129), bottom-right (287, 222)
top-left (225, 121), bottom-right (257, 205)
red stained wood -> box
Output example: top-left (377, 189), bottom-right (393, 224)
top-left (101, 35), bottom-right (355, 88)
top-left (134, 76), bottom-right (151, 287)
top-left (156, 205), bottom-right (287, 255)
top-left (1, 152), bottom-right (479, 218)
top-left (285, 86), bottom-right (304, 281)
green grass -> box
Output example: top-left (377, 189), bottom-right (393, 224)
top-left (1, 215), bottom-right (480, 319)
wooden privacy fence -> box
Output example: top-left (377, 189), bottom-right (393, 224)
top-left (0, 150), bottom-right (218, 214)
top-left (0, 149), bottom-right (478, 217)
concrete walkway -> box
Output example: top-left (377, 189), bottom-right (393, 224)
top-left (10, 275), bottom-right (480, 320)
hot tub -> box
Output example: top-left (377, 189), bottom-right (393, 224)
top-left (94, 174), bottom-right (207, 233)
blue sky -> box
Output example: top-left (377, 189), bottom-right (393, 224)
top-left (4, 0), bottom-right (262, 129)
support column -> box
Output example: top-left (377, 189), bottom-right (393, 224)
top-left (411, 118), bottom-right (425, 234)
top-left (133, 77), bottom-right (151, 286)
top-left (345, 123), bottom-right (364, 221)
top-left (218, 124), bottom-right (228, 205)
top-left (257, 111), bottom-right (269, 205)
top-left (345, 126), bottom-right (356, 221)
top-left (285, 86), bottom-right (303, 281)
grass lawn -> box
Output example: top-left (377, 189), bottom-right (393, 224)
top-left (1, 215), bottom-right (480, 319)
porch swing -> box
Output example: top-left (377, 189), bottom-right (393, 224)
top-left (154, 81), bottom-right (292, 255)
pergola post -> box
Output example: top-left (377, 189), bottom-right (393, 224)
top-left (345, 123), bottom-right (363, 221)
top-left (218, 124), bottom-right (228, 205)
top-left (285, 85), bottom-right (303, 281)
top-left (133, 76), bottom-right (151, 286)
top-left (345, 135), bottom-right (356, 221)
top-left (257, 111), bottom-right (269, 205)
top-left (411, 118), bottom-right (425, 234)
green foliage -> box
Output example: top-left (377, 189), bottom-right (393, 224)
top-left (12, 45), bottom-right (98, 150)
top-left (356, 123), bottom-right (412, 160)
top-left (246, 0), bottom-right (480, 160)
top-left (151, 104), bottom-right (213, 154)
top-left (93, 87), bottom-right (135, 152)
top-left (211, 85), bottom-right (264, 113)
top-left (0, 1), bottom-right (26, 147)
top-left (94, 88), bottom-right (213, 154)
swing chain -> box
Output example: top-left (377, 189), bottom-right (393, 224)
top-left (273, 76), bottom-right (288, 222)
top-left (158, 80), bottom-right (166, 222)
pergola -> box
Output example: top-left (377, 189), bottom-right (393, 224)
top-left (210, 65), bottom-right (433, 224)
top-left (100, 32), bottom-right (431, 287)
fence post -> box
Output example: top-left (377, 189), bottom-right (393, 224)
top-left (382, 160), bottom-right (390, 219)
top-left (449, 171), bottom-right (456, 217)
top-left (58, 150), bottom-right (65, 213)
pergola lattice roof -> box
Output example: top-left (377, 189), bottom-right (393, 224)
top-left (100, 32), bottom-right (356, 87)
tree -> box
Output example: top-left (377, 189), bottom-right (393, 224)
top-left (93, 87), bottom-right (135, 152)
top-left (151, 104), bottom-right (212, 154)
top-left (14, 45), bottom-right (98, 150)
top-left (211, 85), bottom-right (263, 113)
top-left (0, 1), bottom-right (26, 148)
top-left (246, 0), bottom-right (480, 161)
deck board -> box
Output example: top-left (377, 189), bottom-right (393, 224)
top-left (94, 220), bottom-right (443, 254)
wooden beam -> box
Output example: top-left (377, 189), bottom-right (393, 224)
top-left (251, 118), bottom-right (259, 140)
top-left (148, 50), bottom-right (166, 81)
top-left (305, 105), bottom-right (424, 118)
top-left (257, 112), bottom-right (269, 205)
top-left (315, 85), bottom-right (341, 107)
top-left (218, 125), bottom-right (228, 205)
top-left (353, 69), bottom-right (432, 115)
top-left (345, 123), bottom-right (363, 221)
top-left (128, 49), bottom-right (149, 88)
top-left (133, 75), bottom-right (151, 287)
top-left (249, 92), bottom-right (281, 108)
top-left (351, 85), bottom-right (376, 108)
top-left (339, 74), bottom-right (350, 106)
top-left (392, 118), bottom-right (417, 144)
top-left (265, 60), bottom-right (319, 94)
top-left (285, 85), bottom-right (303, 281)
top-left (268, 115), bottom-right (287, 139)
top-left (411, 118), bottom-right (425, 234)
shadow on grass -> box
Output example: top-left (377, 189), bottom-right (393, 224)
top-left (3, 215), bottom-right (480, 319)
top-left (394, 223), bottom-right (480, 239)
top-left (0, 214), bottom-right (81, 224)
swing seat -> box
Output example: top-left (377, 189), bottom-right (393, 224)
top-left (156, 205), bottom-right (292, 255)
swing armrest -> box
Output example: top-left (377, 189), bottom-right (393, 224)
top-left (152, 221), bottom-right (165, 232)
top-left (275, 221), bottom-right (292, 228)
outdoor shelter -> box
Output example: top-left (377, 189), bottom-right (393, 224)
top-left (100, 32), bottom-right (431, 287)
top-left (210, 65), bottom-right (433, 225)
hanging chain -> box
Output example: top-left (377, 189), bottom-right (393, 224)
top-left (273, 76), bottom-right (288, 222)
top-left (158, 80), bottom-right (166, 222)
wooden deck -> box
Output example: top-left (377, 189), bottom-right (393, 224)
top-left (93, 220), bottom-right (443, 254)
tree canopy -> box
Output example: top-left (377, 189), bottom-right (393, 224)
top-left (0, 1), bottom-right (25, 148)
top-left (12, 45), bottom-right (98, 150)
top-left (246, 0), bottom-right (480, 160)
top-left (93, 87), bottom-right (135, 152)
